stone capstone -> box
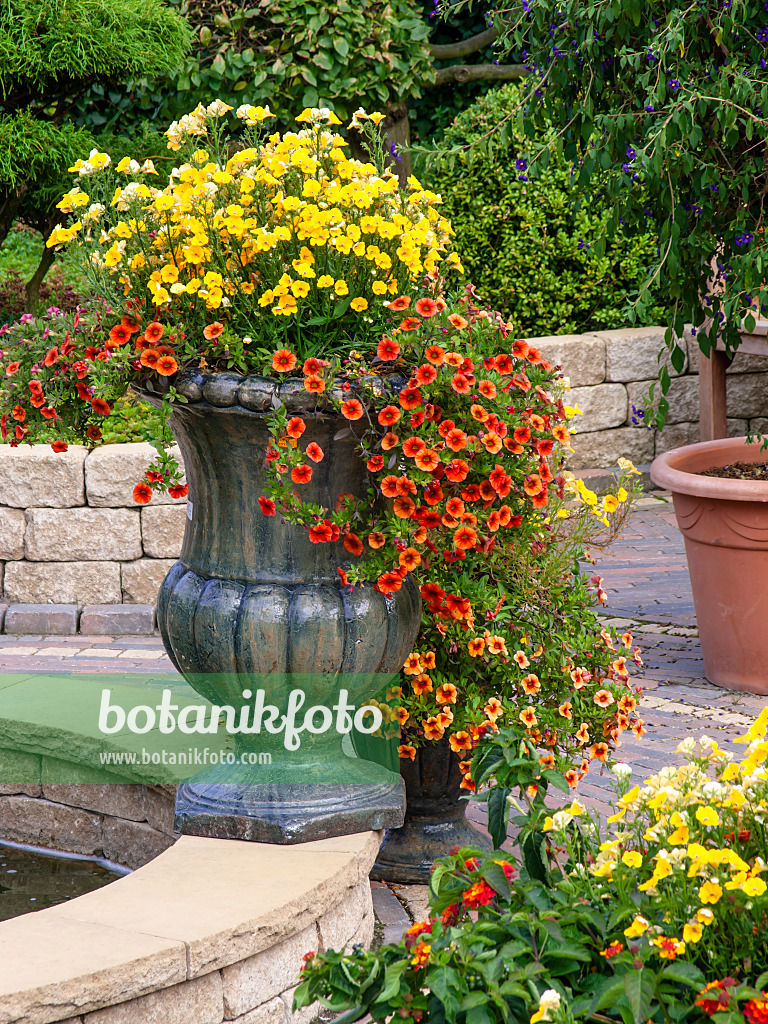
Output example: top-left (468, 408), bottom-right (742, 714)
top-left (84, 444), bottom-right (186, 508)
top-left (24, 509), bottom-right (142, 562)
top-left (533, 334), bottom-right (606, 386)
top-left (221, 926), bottom-right (319, 1019)
top-left (568, 384), bottom-right (627, 433)
top-left (0, 445), bottom-right (87, 508)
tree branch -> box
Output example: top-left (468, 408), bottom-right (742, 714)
top-left (428, 63), bottom-right (528, 87)
top-left (429, 26), bottom-right (497, 60)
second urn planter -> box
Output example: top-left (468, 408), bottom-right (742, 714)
top-left (650, 436), bottom-right (768, 694)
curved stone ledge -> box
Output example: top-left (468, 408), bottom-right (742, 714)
top-left (0, 829), bottom-right (379, 1024)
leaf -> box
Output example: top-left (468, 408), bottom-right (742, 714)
top-left (521, 831), bottom-right (548, 884)
top-left (334, 427), bottom-right (353, 440)
top-left (378, 961), bottom-right (406, 1001)
top-left (541, 769), bottom-right (571, 794)
top-left (660, 961), bottom-right (705, 989)
top-left (333, 297), bottom-right (352, 318)
top-left (486, 786), bottom-right (511, 849)
top-left (334, 37), bottom-right (350, 59)
top-left (624, 970), bottom-right (655, 1024)
top-left (481, 858), bottom-right (512, 900)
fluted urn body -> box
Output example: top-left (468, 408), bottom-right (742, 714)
top-left (148, 371), bottom-right (420, 843)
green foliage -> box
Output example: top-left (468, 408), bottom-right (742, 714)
top-left (78, 0), bottom-right (434, 132)
top-left (425, 85), bottom-right (672, 336)
top-left (447, 0), bottom-right (768, 379)
top-left (100, 394), bottom-right (165, 444)
top-left (0, 0), bottom-right (191, 111)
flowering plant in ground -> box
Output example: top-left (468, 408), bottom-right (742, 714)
top-left (294, 710), bottom-right (768, 1024)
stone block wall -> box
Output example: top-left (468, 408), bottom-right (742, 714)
top-left (0, 442), bottom-right (186, 607)
top-left (2, 327), bottom-right (767, 607)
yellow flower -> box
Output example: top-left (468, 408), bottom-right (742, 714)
top-left (317, 275), bottom-right (334, 288)
top-left (334, 280), bottom-right (349, 296)
top-left (682, 922), bottom-right (703, 944)
top-left (350, 297), bottom-right (368, 312)
top-left (291, 281), bottom-right (310, 298)
top-left (602, 495), bottom-right (619, 514)
top-left (696, 907), bottom-right (714, 926)
top-left (695, 806), bottom-right (719, 827)
top-left (622, 851), bottom-right (643, 868)
top-left (698, 880), bottom-right (723, 904)
top-left (623, 916), bottom-right (649, 938)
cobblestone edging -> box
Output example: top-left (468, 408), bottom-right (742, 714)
top-left (2, 326), bottom-right (767, 609)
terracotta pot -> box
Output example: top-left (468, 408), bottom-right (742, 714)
top-left (144, 370), bottom-right (420, 842)
top-left (650, 436), bottom-right (768, 693)
top-left (365, 735), bottom-right (492, 883)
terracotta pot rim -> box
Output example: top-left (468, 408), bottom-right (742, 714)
top-left (650, 436), bottom-right (768, 502)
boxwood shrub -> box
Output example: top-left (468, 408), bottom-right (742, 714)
top-left (426, 84), bottom-right (671, 337)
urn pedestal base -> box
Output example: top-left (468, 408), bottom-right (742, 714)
top-left (370, 808), bottom-right (492, 883)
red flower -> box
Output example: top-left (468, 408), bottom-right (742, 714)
top-left (454, 525), bottom-right (478, 550)
top-left (414, 364), bottom-right (437, 386)
top-left (403, 437), bottom-right (426, 458)
top-left (169, 484), bottom-right (189, 499)
top-left (399, 386), bottom-right (422, 410)
top-left (387, 295), bottom-right (411, 311)
top-left (309, 521), bottom-right (334, 544)
top-left (133, 482), bottom-right (153, 504)
top-left (203, 321), bottom-right (225, 340)
top-left (527, 346), bottom-right (543, 364)
top-left (291, 464), bottom-right (313, 484)
top-left (511, 338), bottom-right (528, 358)
top-left (376, 571), bottom-right (403, 595)
top-left (341, 399), bottom-right (364, 420)
top-left (146, 471), bottom-right (164, 483)
top-left (425, 345), bottom-right (445, 365)
top-left (415, 297), bottom-right (439, 317)
top-left (344, 533), bottom-right (364, 556)
top-left (43, 346), bottom-right (59, 367)
top-left (445, 459), bottom-right (469, 482)
top-left (286, 416), bottom-right (306, 439)
top-left (91, 397), bottom-right (112, 416)
top-left (109, 324), bottom-right (131, 346)
top-left (272, 348), bottom-right (297, 373)
top-left (140, 348), bottom-right (160, 368)
top-left (50, 440), bottom-right (68, 453)
top-left (258, 497), bottom-right (276, 516)
top-left (303, 357), bottom-right (327, 375)
top-left (424, 481), bottom-right (443, 505)
top-left (377, 337), bottom-right (400, 361)
top-left (156, 355), bottom-right (178, 376)
top-left (494, 354), bottom-right (514, 375)
top-left (304, 374), bottom-right (326, 394)
top-left (462, 881), bottom-right (496, 908)
top-left (306, 442), bottom-right (324, 462)
top-left (86, 424), bottom-right (102, 441)
top-left (399, 317), bottom-right (421, 331)
top-left (451, 373), bottom-right (471, 394)
top-left (378, 405), bottom-right (401, 427)
top-left (367, 455), bottom-right (384, 471)
top-left (145, 322), bottom-right (165, 343)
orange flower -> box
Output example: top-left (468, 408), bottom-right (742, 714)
top-left (303, 357), bottom-right (326, 375)
top-left (521, 673), bottom-right (540, 695)
top-left (575, 723), bottom-right (590, 745)
top-left (453, 525), bottom-right (477, 550)
top-left (553, 424), bottom-right (570, 443)
top-left (367, 455), bottom-right (384, 471)
top-left (513, 650), bottom-right (530, 669)
top-left (412, 673), bottom-right (433, 695)
top-left (558, 701), bottom-right (573, 720)
top-left (539, 753), bottom-right (556, 769)
top-left (291, 464), bottom-right (312, 484)
top-left (394, 495), bottom-right (416, 518)
top-left (523, 473), bottom-right (544, 496)
top-left (272, 348), bottom-right (297, 373)
top-left (258, 497), bottom-right (276, 516)
top-left (589, 742), bottom-right (610, 761)
top-left (415, 364), bottom-right (437, 385)
top-left (306, 442), bottom-right (324, 462)
top-left (344, 533), bottom-right (364, 556)
top-left (519, 707), bottom-right (538, 728)
top-left (387, 295), bottom-right (411, 311)
top-left (423, 716), bottom-right (445, 740)
top-left (415, 297), bottom-right (439, 317)
top-left (140, 348), bottom-right (159, 368)
top-left (203, 321), bottom-right (225, 340)
top-left (425, 344), bottom-right (445, 365)
top-left (145, 321), bottom-right (164, 343)
top-left (414, 448), bottom-right (439, 472)
top-left (368, 531), bottom-right (386, 549)
top-left (108, 323), bottom-right (131, 346)
top-left (484, 697), bottom-right (503, 720)
top-left (451, 373), bottom-right (471, 394)
top-left (483, 431), bottom-right (503, 454)
top-left (445, 459), bottom-right (469, 482)
top-left (436, 683), bottom-right (457, 705)
top-left (448, 313), bottom-right (468, 329)
top-left (593, 689), bottom-right (615, 708)
top-left (395, 707), bottom-right (410, 725)
top-left (470, 404), bottom-right (489, 423)
top-left (632, 719), bottom-right (647, 738)
top-left (341, 399), bottom-right (364, 420)
top-left (403, 653), bottom-right (422, 675)
top-left (133, 481), bottom-right (153, 504)
top-left (468, 637), bottom-right (485, 657)
top-left (399, 547), bottom-right (422, 570)
top-left (400, 316), bottom-right (421, 331)
top-left (378, 405), bottom-right (401, 426)
top-left (377, 571), bottom-right (403, 595)
top-left (564, 769), bottom-right (580, 789)
top-left (304, 374), bottom-right (326, 393)
top-left (377, 336), bottom-right (400, 360)
top-left (399, 386), bottom-right (422, 410)
top-left (449, 731), bottom-right (472, 752)
top-left (460, 772), bottom-right (476, 792)
top-left (156, 354), bottom-right (178, 376)
top-left (286, 416), bottom-right (306, 438)
top-left (309, 522), bottom-right (334, 543)
top-left (399, 744), bottom-right (416, 761)
top-left (381, 431), bottom-right (400, 450)
top-left (403, 437), bottom-right (426, 459)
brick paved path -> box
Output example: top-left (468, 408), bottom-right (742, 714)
top-left (2, 493), bottom-right (766, 934)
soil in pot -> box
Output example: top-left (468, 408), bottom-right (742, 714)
top-left (699, 461), bottom-right (768, 481)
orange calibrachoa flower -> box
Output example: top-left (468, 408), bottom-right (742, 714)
top-left (272, 349), bottom-right (297, 372)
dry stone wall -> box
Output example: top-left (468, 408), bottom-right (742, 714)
top-left (1, 326), bottom-right (766, 607)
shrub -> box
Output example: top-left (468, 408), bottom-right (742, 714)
top-left (427, 84), bottom-right (672, 337)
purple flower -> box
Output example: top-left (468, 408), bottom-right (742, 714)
top-left (668, 79), bottom-right (680, 90)
top-left (626, 145), bottom-right (636, 160)
top-left (522, 0), bottom-right (531, 11)
top-left (389, 142), bottom-right (402, 162)
top-left (758, 27), bottom-right (768, 41)
top-left (516, 158), bottom-right (528, 171)
top-left (645, 104), bottom-right (655, 112)
top-left (19, 313), bottom-right (34, 324)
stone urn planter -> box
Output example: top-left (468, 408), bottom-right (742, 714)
top-left (361, 735), bottom-right (492, 883)
top-left (145, 370), bottom-right (420, 843)
top-left (651, 436), bottom-right (768, 693)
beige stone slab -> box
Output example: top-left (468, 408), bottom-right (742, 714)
top-left (34, 647), bottom-right (79, 658)
top-left (317, 879), bottom-right (372, 950)
top-left (84, 444), bottom-right (185, 508)
top-left (3, 561), bottom-right (122, 605)
top-left (222, 926), bottom-right (318, 1018)
top-left (279, 986), bottom-right (320, 1024)
top-left (121, 559), bottom-right (176, 604)
top-left (85, 973), bottom-right (223, 1024)
top-left (74, 649), bottom-right (124, 658)
top-left (40, 781), bottom-right (146, 822)
top-left (567, 426), bottom-right (654, 470)
top-left (0, 646), bottom-right (39, 656)
top-left (116, 649), bottom-right (165, 660)
top-left (529, 334), bottom-right (606, 386)
top-left (0, 910), bottom-right (186, 1024)
top-left (568, 384), bottom-right (627, 433)
top-left (0, 507), bottom-right (25, 559)
top-left (598, 326), bottom-right (687, 383)
top-left (58, 832), bottom-right (381, 978)
top-left (231, 996), bottom-right (287, 1024)
top-left (141, 505), bottom-right (186, 559)
top-left (0, 445), bottom-right (87, 509)
top-left (25, 509), bottom-right (142, 562)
